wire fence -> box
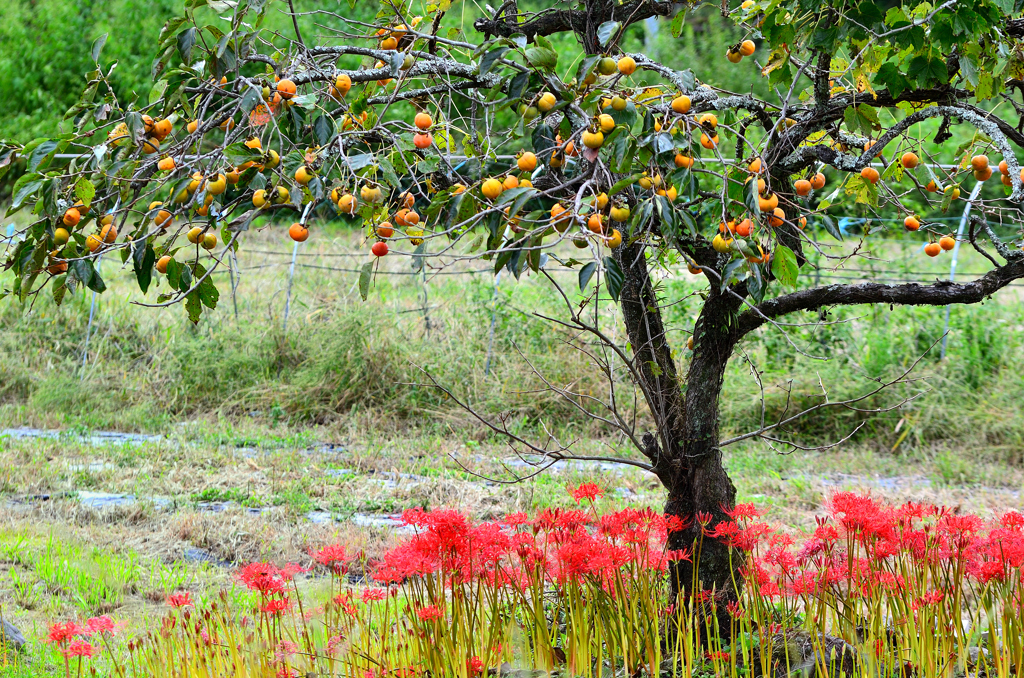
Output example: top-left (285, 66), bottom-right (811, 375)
top-left (23, 178), bottom-right (1015, 374)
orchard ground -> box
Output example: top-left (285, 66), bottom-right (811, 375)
top-left (4, 219), bottom-right (1024, 673)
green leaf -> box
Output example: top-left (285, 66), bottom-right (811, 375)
top-left (52, 275), bottom-right (68, 306)
top-left (185, 289), bottom-right (203, 323)
top-left (907, 53), bottom-right (947, 87)
top-left (150, 79), bottom-right (169, 105)
top-left (820, 215), bottom-right (843, 241)
top-left (178, 264), bottom-right (192, 291)
top-left (223, 143), bottom-right (263, 165)
top-left (72, 259), bottom-right (94, 287)
top-left (603, 256), bottom-right (624, 301)
top-left (74, 177), bottom-right (96, 206)
top-left (743, 173), bottom-right (761, 219)
top-left (576, 55), bottom-right (600, 80)
top-left (525, 47), bottom-right (558, 72)
top-left (177, 27), bottom-right (197, 65)
top-left (28, 140), bottom-right (60, 172)
top-left (416, 156), bottom-right (439, 173)
top-left (875, 62), bottom-right (912, 98)
top-left (165, 257), bottom-right (181, 289)
top-left (358, 260), bottom-right (373, 300)
top-left (596, 21), bottom-right (621, 47)
top-left (91, 33), bottom-right (108, 62)
top-left (240, 87), bottom-right (262, 115)
top-left (854, 104), bottom-right (881, 135)
top-left (508, 71), bottom-right (530, 101)
top-left (670, 10), bottom-right (687, 38)
top-left (579, 261), bottom-right (598, 291)
top-left (11, 178), bottom-right (43, 210)
top-left (479, 46), bottom-right (509, 75)
top-left (198, 275), bottom-right (219, 309)
top-left (133, 242), bottom-right (156, 294)
top-left (314, 114), bottom-right (334, 147)
top-left (746, 264), bottom-right (764, 302)
top-left (720, 259), bottom-right (746, 292)
top-left (771, 245), bottom-right (798, 288)
top-left (126, 111), bottom-right (144, 143)
top-left (610, 173), bottom-right (643, 196)
top-left (532, 123), bottom-right (556, 164)
top-left (378, 156), bottom-right (400, 188)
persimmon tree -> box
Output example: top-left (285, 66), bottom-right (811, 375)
top-left (4, 0), bottom-right (1024, 607)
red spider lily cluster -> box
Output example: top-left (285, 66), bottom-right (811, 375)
top-left (37, 490), bottom-right (1024, 678)
top-left (371, 503), bottom-right (690, 589)
top-left (42, 615), bottom-right (120, 677)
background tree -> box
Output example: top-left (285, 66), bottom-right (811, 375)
top-left (4, 0), bottom-right (1024, 610)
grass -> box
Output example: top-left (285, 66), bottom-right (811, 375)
top-left (4, 223), bottom-right (1024, 459)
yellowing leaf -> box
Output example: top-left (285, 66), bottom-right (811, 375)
top-left (249, 103), bottom-right (272, 126)
top-left (855, 73), bottom-right (876, 98)
top-left (761, 47), bottom-right (790, 78)
top-left (636, 87), bottom-right (664, 102)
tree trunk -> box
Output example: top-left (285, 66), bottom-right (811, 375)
top-left (668, 290), bottom-right (740, 611)
top-left (614, 242), bottom-right (741, 609)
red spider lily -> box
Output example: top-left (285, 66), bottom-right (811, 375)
top-left (326, 635), bottom-right (345, 654)
top-left (467, 656), bottom-right (484, 675)
top-left (333, 592), bottom-right (358, 616)
top-left (664, 513), bottom-right (692, 534)
top-left (275, 640), bottom-right (298, 660)
top-left (62, 638), bottom-right (96, 659)
top-left (311, 544), bottom-right (348, 573)
top-left (280, 562), bottom-right (307, 579)
top-left (46, 621), bottom-right (86, 645)
top-left (361, 588), bottom-right (388, 603)
top-left (167, 591), bottom-right (194, 608)
top-left (570, 482), bottom-right (604, 503)
top-left (828, 492), bottom-right (895, 541)
top-left (534, 508), bottom-right (592, 542)
top-left (695, 511), bottom-right (714, 526)
top-left (417, 605), bottom-right (443, 621)
top-left (260, 598), bottom-right (293, 616)
top-left (504, 512), bottom-right (530, 527)
top-left (912, 591), bottom-right (945, 610)
top-left (276, 667), bottom-right (297, 678)
top-left (1000, 511), bottom-right (1024, 530)
top-left (85, 616), bottom-right (115, 635)
top-left (238, 562), bottom-right (288, 596)
top-left (722, 502), bottom-right (762, 521)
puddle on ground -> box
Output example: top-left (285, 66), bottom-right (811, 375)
top-left (195, 501), bottom-right (276, 517)
top-left (307, 510), bottom-right (415, 534)
top-left (180, 547), bottom-right (233, 567)
top-left (3, 426), bottom-right (347, 458)
top-left (67, 461), bottom-right (120, 473)
top-left (783, 472), bottom-right (1022, 501)
top-left (76, 491), bottom-right (174, 510)
top-left (497, 456), bottom-right (632, 475)
top-left (2, 427), bottom-right (161, 446)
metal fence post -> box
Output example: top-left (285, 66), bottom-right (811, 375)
top-left (80, 254), bottom-right (102, 379)
top-left (282, 201), bottom-right (315, 333)
top-left (282, 240), bottom-right (299, 332)
top-left (228, 247), bottom-right (240, 323)
top-left (484, 272), bottom-right (502, 377)
top-left (940, 180), bottom-right (984, 359)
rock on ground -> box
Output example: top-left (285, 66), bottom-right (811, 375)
top-left (2, 618), bottom-right (26, 650)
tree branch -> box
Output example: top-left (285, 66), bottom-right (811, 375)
top-left (473, 0), bottom-right (676, 41)
top-left (735, 259), bottom-right (1024, 338)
